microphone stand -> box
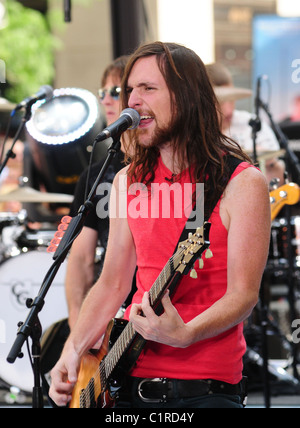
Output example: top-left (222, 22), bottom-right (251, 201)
top-left (7, 137), bottom-right (122, 408)
top-left (249, 113), bottom-right (260, 166)
top-left (249, 77), bottom-right (262, 166)
top-left (249, 94), bottom-right (271, 408)
top-left (0, 106), bottom-right (32, 178)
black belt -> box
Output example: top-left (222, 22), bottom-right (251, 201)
top-left (126, 376), bottom-right (246, 404)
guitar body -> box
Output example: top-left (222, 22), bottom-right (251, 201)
top-left (69, 320), bottom-right (115, 409)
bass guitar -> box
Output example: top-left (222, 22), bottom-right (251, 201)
top-left (69, 222), bottom-right (211, 408)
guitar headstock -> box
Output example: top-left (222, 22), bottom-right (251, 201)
top-left (270, 182), bottom-right (300, 221)
top-left (176, 222), bottom-right (211, 276)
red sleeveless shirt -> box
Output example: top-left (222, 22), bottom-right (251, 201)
top-left (124, 156), bottom-right (251, 383)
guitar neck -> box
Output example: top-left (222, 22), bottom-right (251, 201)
top-left (104, 246), bottom-right (186, 381)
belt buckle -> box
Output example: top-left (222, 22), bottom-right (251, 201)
top-left (137, 378), bottom-right (168, 404)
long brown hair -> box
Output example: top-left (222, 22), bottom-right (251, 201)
top-left (121, 42), bottom-right (251, 218)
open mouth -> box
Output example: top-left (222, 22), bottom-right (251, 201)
top-left (140, 115), bottom-right (155, 126)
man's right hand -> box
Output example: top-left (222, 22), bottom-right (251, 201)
top-left (49, 344), bottom-right (80, 407)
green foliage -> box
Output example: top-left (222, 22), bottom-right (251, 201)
top-left (0, 0), bottom-right (58, 103)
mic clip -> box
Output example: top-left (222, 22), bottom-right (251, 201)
top-left (249, 116), bottom-right (261, 134)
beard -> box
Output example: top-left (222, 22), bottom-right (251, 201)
top-left (135, 117), bottom-right (176, 150)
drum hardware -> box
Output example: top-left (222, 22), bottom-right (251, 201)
top-left (16, 228), bottom-right (57, 251)
top-left (269, 216), bottom-right (300, 267)
top-left (0, 210), bottom-right (28, 262)
top-left (263, 210), bottom-right (300, 399)
top-left (0, 210), bottom-right (27, 231)
top-left (268, 174), bottom-right (300, 385)
top-left (243, 348), bottom-right (300, 396)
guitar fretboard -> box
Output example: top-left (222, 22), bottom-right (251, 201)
top-left (104, 245), bottom-right (186, 381)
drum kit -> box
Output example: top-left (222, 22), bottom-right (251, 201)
top-left (0, 187), bottom-right (72, 401)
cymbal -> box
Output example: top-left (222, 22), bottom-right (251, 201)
top-left (214, 86), bottom-right (252, 103)
top-left (0, 97), bottom-right (16, 112)
top-left (246, 149), bottom-right (286, 162)
top-left (0, 187), bottom-right (74, 203)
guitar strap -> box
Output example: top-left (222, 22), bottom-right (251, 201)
top-left (174, 155), bottom-right (244, 251)
top-left (150, 156), bottom-right (245, 322)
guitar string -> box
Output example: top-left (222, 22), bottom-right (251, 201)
top-left (79, 231), bottom-right (205, 407)
top-left (78, 245), bottom-right (189, 407)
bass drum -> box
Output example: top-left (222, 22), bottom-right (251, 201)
top-left (0, 250), bottom-right (68, 393)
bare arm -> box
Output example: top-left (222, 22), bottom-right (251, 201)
top-left (49, 169), bottom-right (137, 406)
top-left (65, 226), bottom-right (98, 330)
top-left (130, 167), bottom-right (271, 347)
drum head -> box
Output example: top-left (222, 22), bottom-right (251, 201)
top-left (0, 250), bottom-right (68, 392)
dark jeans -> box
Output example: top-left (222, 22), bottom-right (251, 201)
top-left (115, 377), bottom-right (244, 409)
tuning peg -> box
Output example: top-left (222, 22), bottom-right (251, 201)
top-left (269, 178), bottom-right (280, 191)
top-left (190, 267), bottom-right (198, 279)
top-left (205, 249), bottom-right (213, 259)
top-left (199, 259), bottom-right (204, 270)
top-left (196, 227), bottom-right (203, 237)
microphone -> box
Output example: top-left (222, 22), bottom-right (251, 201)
top-left (15, 85), bottom-right (54, 111)
top-left (95, 108), bottom-right (140, 142)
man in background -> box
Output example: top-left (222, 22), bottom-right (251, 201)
top-left (206, 62), bottom-right (285, 185)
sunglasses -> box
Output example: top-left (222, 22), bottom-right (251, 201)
top-left (98, 86), bottom-right (121, 101)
